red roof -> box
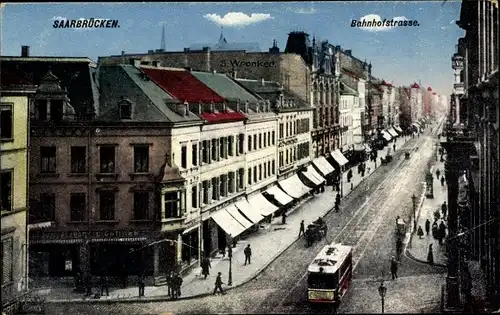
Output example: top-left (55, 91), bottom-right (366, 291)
top-left (200, 112), bottom-right (246, 123)
top-left (381, 80), bottom-right (393, 87)
top-left (427, 87), bottom-right (433, 91)
top-left (411, 83), bottom-right (420, 89)
top-left (140, 67), bottom-right (225, 103)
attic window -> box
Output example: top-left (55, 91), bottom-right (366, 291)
top-left (119, 100), bottom-right (132, 120)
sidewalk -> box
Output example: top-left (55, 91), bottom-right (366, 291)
top-left (33, 136), bottom-right (412, 303)
top-left (406, 147), bottom-right (448, 267)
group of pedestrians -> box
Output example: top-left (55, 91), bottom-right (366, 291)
top-left (435, 168), bottom-right (446, 186)
top-left (166, 272), bottom-right (183, 299)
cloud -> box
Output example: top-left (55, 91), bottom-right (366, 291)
top-left (203, 12), bottom-right (273, 27)
top-left (288, 7), bottom-right (316, 14)
top-left (355, 14), bottom-right (410, 32)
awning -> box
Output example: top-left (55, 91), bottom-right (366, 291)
top-left (390, 127), bottom-right (400, 135)
top-left (341, 145), bottom-right (351, 152)
top-left (211, 207), bottom-right (246, 237)
top-left (364, 143), bottom-right (372, 152)
top-left (353, 143), bottom-right (365, 151)
top-left (388, 128), bottom-right (399, 138)
top-left (266, 185), bottom-right (294, 206)
top-left (302, 165), bottom-right (326, 186)
top-left (312, 156), bottom-right (335, 176)
top-left (234, 199), bottom-right (264, 224)
top-left (394, 126), bottom-right (403, 133)
top-left (381, 131), bottom-right (392, 141)
top-left (225, 205), bottom-right (254, 229)
top-left (414, 122), bottom-right (421, 127)
top-left (182, 223), bottom-right (200, 235)
top-left (247, 193), bottom-right (279, 216)
top-left (330, 149), bottom-right (349, 166)
top-left (278, 174), bottom-right (312, 199)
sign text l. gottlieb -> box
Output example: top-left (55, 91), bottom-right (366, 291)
top-left (220, 59), bottom-right (277, 68)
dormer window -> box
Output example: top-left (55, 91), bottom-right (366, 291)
top-left (36, 100), bottom-right (48, 121)
top-left (119, 99), bottom-right (132, 120)
top-left (51, 100), bottom-right (63, 122)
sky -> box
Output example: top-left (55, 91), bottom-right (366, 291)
top-left (0, 1), bottom-right (463, 95)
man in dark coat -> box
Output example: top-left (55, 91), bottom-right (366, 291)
top-left (174, 273), bottom-right (183, 298)
top-left (138, 276), bottom-right (145, 297)
top-left (282, 211), bottom-right (287, 225)
top-left (244, 244), bottom-right (252, 265)
top-left (202, 257), bottom-right (211, 280)
top-left (213, 272), bottom-right (225, 295)
top-left (425, 219), bottom-right (431, 235)
top-left (390, 257), bottom-right (398, 280)
top-left (347, 169), bottom-right (353, 182)
top-left (99, 275), bottom-right (109, 296)
top-left (441, 176), bottom-right (445, 186)
top-left (167, 271), bottom-right (174, 297)
top-left (298, 220), bottom-right (305, 238)
top-left (441, 202), bottom-right (447, 218)
top-left (438, 222), bottom-right (447, 245)
top-left (336, 193), bottom-right (341, 206)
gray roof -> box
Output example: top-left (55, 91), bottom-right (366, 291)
top-left (98, 65), bottom-right (202, 123)
top-left (236, 79), bottom-right (309, 110)
top-left (191, 71), bottom-right (261, 103)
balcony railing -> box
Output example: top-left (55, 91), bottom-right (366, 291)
top-left (443, 124), bottom-right (478, 143)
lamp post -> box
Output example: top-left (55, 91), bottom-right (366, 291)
top-left (228, 235), bottom-right (233, 286)
top-left (378, 281), bottom-right (387, 313)
top-left (411, 194), bottom-right (417, 232)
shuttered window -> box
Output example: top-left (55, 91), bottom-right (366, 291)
top-left (1, 237), bottom-right (13, 285)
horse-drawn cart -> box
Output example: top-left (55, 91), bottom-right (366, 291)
top-left (395, 218), bottom-right (406, 236)
top-left (305, 218), bottom-right (328, 247)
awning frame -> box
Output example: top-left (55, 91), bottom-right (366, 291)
top-left (330, 149), bottom-right (349, 167)
top-left (266, 185), bottom-right (294, 206)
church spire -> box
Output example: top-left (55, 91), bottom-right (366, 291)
top-left (160, 24), bottom-right (166, 51)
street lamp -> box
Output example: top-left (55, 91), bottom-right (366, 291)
top-left (411, 194), bottom-right (417, 232)
top-left (378, 281), bottom-right (387, 313)
top-left (228, 235), bottom-right (233, 286)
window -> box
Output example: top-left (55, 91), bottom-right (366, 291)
top-left (70, 193), bottom-right (86, 221)
top-left (219, 138), bottom-right (225, 159)
top-left (1, 171), bottom-right (12, 211)
top-left (253, 134), bottom-right (257, 150)
top-left (0, 104), bottom-right (13, 139)
top-left (272, 160), bottom-right (275, 174)
top-left (211, 178), bottom-right (218, 200)
top-left (134, 192), bottom-right (149, 220)
top-left (191, 186), bottom-right (198, 208)
top-left (258, 134), bottom-right (262, 149)
top-left (248, 168), bottom-right (252, 185)
top-left (211, 139), bottom-right (217, 161)
top-left (181, 146), bottom-right (187, 169)
top-left (202, 180), bottom-right (210, 204)
top-left (164, 191), bottom-right (182, 218)
top-left (71, 147), bottom-right (86, 173)
top-left (259, 165), bottom-right (262, 180)
top-left (120, 101), bottom-right (132, 119)
top-left (248, 135), bottom-right (252, 152)
top-left (263, 163), bottom-right (267, 178)
top-left (253, 166), bottom-right (257, 183)
top-left (238, 134), bottom-right (244, 154)
top-left (99, 191), bottom-right (115, 220)
top-left (134, 146), bottom-right (149, 173)
top-left (263, 133), bottom-right (267, 148)
top-left (202, 140), bottom-right (209, 163)
top-left (238, 168), bottom-right (244, 189)
top-left (220, 175), bottom-right (227, 197)
top-left (228, 136), bottom-right (234, 156)
top-left (36, 100), bottom-right (48, 121)
top-left (2, 237), bottom-right (13, 285)
top-left (192, 144), bottom-right (198, 166)
top-left (279, 123), bottom-right (284, 139)
top-left (267, 131), bottom-right (271, 146)
top-left (286, 122), bottom-right (289, 137)
top-left (267, 161), bottom-right (271, 176)
top-left (272, 131), bottom-right (276, 145)
top-left (99, 146), bottom-right (115, 173)
top-left (50, 100), bottom-right (63, 122)
top-left (228, 172), bottom-right (235, 194)
top-left (40, 193), bottom-right (55, 221)
top-left (40, 146), bottom-right (56, 173)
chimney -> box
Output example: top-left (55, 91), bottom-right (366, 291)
top-left (245, 101), bottom-right (249, 113)
top-left (152, 61), bottom-right (159, 67)
top-left (212, 69), bottom-right (217, 74)
top-left (130, 58), bottom-right (141, 67)
top-left (223, 102), bottom-right (227, 112)
top-left (210, 102), bottom-right (215, 113)
top-left (236, 101), bottom-right (240, 112)
top-left (183, 101), bottom-right (189, 116)
top-left (261, 78), bottom-right (265, 86)
top-left (121, 50), bottom-right (125, 56)
top-left (335, 45), bottom-right (341, 51)
top-left (345, 50), bottom-right (352, 56)
top-left (198, 103), bottom-right (202, 115)
top-left (21, 46), bottom-right (30, 57)
top-left (232, 70), bottom-right (237, 79)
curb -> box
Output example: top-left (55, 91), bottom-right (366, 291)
top-left (404, 247), bottom-right (447, 269)
top-left (45, 142), bottom-right (403, 305)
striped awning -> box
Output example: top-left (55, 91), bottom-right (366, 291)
top-left (394, 126), bottom-right (403, 133)
top-left (382, 130), bottom-right (392, 141)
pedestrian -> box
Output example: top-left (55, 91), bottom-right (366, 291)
top-left (227, 245), bottom-right (232, 260)
top-left (335, 182), bottom-right (340, 192)
top-left (299, 220), bottom-right (305, 238)
top-left (99, 275), bottom-right (109, 297)
top-left (427, 244), bottom-right (434, 264)
top-left (396, 238), bottom-right (403, 257)
top-left (425, 219), bottom-right (431, 235)
top-left (441, 176), bottom-right (445, 186)
top-left (282, 211), bottom-right (287, 225)
top-left (244, 244), bottom-right (252, 265)
top-left (166, 271), bottom-right (173, 297)
top-left (393, 143), bottom-right (396, 151)
top-left (417, 225), bottom-right (424, 239)
top-left (347, 169), bottom-right (353, 182)
top-left (335, 202), bottom-right (340, 213)
top-left (202, 257), bottom-right (211, 280)
top-left (138, 276), bottom-right (145, 297)
top-left (213, 272), bottom-right (225, 295)
top-left (436, 169), bottom-right (441, 179)
top-left (220, 246), bottom-right (226, 259)
top-left (336, 193), bottom-right (341, 206)
top-left (432, 221), bottom-right (439, 239)
top-left (441, 202), bottom-right (447, 219)
top-left (438, 221), bottom-right (447, 245)
top-left (174, 273), bottom-right (183, 298)
top-left (390, 256), bottom-right (398, 280)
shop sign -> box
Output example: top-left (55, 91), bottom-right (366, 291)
top-left (30, 230), bottom-right (145, 242)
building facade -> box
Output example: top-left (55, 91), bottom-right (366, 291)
top-left (443, 0), bottom-right (499, 311)
top-left (1, 84), bottom-right (31, 313)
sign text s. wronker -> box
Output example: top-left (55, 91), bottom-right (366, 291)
top-left (220, 60), bottom-right (277, 68)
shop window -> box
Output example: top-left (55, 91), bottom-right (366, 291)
top-left (1, 171), bottom-right (12, 211)
top-left (70, 193), bottom-right (86, 221)
top-left (40, 146), bottom-right (56, 173)
top-left (134, 192), bottom-right (149, 220)
top-left (70, 146), bottom-right (86, 173)
top-left (99, 146), bottom-right (115, 173)
top-left (0, 104), bottom-right (13, 139)
top-left (164, 191), bottom-right (182, 218)
top-left (134, 146), bottom-right (149, 173)
top-left (99, 191), bottom-right (115, 220)
top-left (1, 237), bottom-right (13, 285)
